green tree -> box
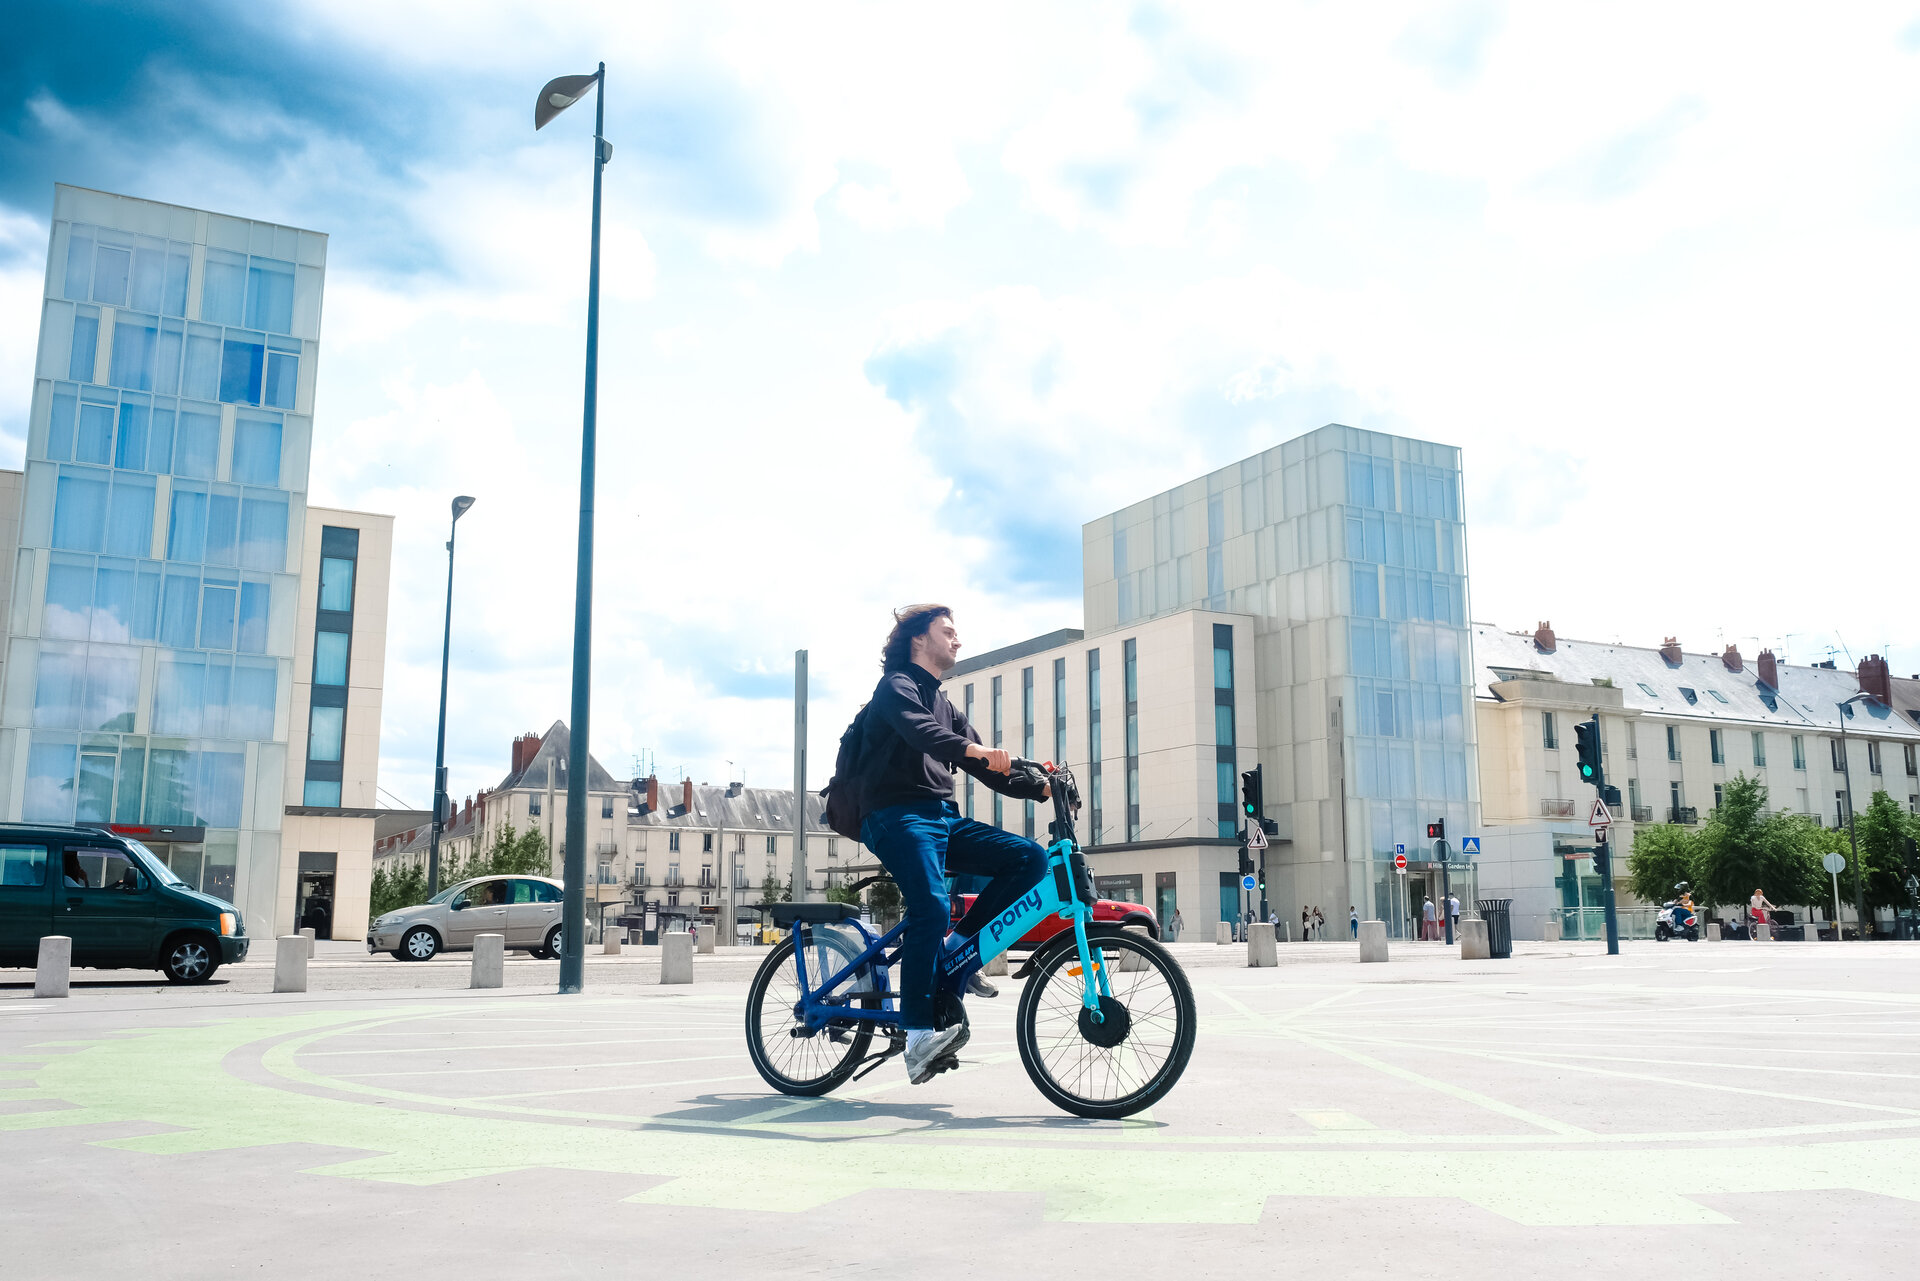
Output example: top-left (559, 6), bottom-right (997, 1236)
top-left (760, 874), bottom-right (791, 904)
top-left (1626, 823), bottom-right (1698, 905)
top-left (476, 822), bottom-right (552, 877)
top-left (1852, 790), bottom-right (1920, 911)
top-left (369, 861), bottom-right (427, 918)
top-left (824, 879), bottom-right (861, 905)
top-left (1693, 773), bottom-right (1824, 909)
top-left (866, 875), bottom-right (902, 928)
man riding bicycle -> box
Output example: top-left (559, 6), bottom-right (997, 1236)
top-left (856, 604), bottom-right (1051, 1084)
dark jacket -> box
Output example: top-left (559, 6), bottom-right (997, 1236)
top-left (859, 665), bottom-right (1048, 817)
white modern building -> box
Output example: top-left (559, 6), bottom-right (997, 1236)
top-left (943, 424), bottom-right (1477, 938)
top-left (2, 184), bottom-right (393, 940)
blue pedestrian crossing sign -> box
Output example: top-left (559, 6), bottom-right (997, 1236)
top-left (1461, 836), bottom-right (1481, 855)
top-left (1241, 874), bottom-right (1257, 891)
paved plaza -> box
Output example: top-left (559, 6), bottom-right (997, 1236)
top-left (4, 938), bottom-right (1918, 1277)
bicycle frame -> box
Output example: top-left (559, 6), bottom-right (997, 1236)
top-left (788, 762), bottom-right (1114, 1034)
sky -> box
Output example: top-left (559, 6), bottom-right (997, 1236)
top-left (3, 1), bottom-right (1919, 807)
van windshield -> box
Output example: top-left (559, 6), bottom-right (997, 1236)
top-left (121, 840), bottom-right (185, 887)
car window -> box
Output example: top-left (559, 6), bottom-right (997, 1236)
top-left (0, 844), bottom-right (48, 888)
top-left (534, 881), bottom-right (561, 903)
top-left (473, 880), bottom-right (507, 907)
top-left (510, 879), bottom-right (537, 904)
top-left (65, 848), bottom-right (142, 890)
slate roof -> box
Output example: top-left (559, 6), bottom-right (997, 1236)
top-left (632, 782), bottom-right (834, 835)
top-left (493, 720), bottom-right (624, 793)
top-left (1471, 624), bottom-right (1920, 741)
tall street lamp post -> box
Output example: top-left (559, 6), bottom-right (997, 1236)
top-left (535, 64), bottom-right (610, 994)
top-left (1838, 691), bottom-right (1874, 937)
top-left (426, 494), bottom-right (476, 899)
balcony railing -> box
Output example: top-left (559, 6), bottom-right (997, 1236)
top-left (596, 841), bottom-right (619, 856)
top-left (1630, 805), bottom-right (1654, 823)
top-left (1669, 806), bottom-right (1698, 825)
top-left (1540, 799), bottom-right (1576, 818)
top-left (664, 873), bottom-right (684, 887)
top-left (699, 871), bottom-right (715, 888)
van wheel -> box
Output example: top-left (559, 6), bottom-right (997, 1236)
top-left (163, 934), bottom-right (218, 984)
top-left (400, 926), bottom-right (440, 961)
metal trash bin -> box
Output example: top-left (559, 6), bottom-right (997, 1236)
top-left (1476, 899), bottom-right (1513, 959)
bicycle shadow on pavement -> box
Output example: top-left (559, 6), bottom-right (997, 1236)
top-left (657, 1092), bottom-right (1167, 1137)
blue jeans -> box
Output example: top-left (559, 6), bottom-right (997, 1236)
top-left (860, 801), bottom-right (1049, 1029)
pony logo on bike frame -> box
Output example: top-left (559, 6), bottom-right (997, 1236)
top-left (988, 889), bottom-right (1047, 946)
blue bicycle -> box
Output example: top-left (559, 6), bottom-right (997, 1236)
top-left (744, 760), bottom-right (1197, 1118)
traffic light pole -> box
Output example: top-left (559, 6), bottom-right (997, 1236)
top-left (1439, 842), bottom-right (1453, 946)
top-left (1597, 828), bottom-right (1619, 956)
top-left (1579, 714), bottom-right (1621, 957)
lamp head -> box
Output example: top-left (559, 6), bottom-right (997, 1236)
top-left (452, 495), bottom-right (476, 521)
top-left (534, 72), bottom-right (601, 129)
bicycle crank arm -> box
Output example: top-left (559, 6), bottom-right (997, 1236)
top-left (848, 1038), bottom-right (908, 1082)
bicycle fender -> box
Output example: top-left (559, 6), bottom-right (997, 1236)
top-left (1010, 923), bottom-right (1138, 979)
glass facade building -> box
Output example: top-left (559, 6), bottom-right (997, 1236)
top-left (5, 186), bottom-right (326, 930)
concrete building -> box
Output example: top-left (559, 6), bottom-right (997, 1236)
top-left (943, 424), bottom-right (1477, 939)
top-left (1, 184), bottom-right (392, 941)
top-left (1471, 623), bottom-right (1920, 936)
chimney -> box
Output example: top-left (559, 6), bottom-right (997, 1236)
top-left (511, 733), bottom-right (541, 776)
top-left (682, 778), bottom-right (693, 813)
top-left (1757, 649), bottom-right (1779, 689)
top-left (1659, 637), bottom-right (1683, 667)
top-left (1858, 653), bottom-right (1892, 704)
top-left (645, 775), bottom-right (660, 813)
top-left (1533, 621), bottom-right (1555, 654)
top-left (1721, 644), bottom-right (1741, 673)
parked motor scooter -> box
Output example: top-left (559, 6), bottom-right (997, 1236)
top-left (1655, 882), bottom-right (1699, 942)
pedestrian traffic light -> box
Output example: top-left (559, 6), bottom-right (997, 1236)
top-left (1574, 717), bottom-right (1603, 787)
top-left (1426, 819), bottom-right (1444, 840)
top-left (1238, 850), bottom-right (1254, 875)
top-left (1591, 842), bottom-right (1610, 878)
top-left (1240, 764), bottom-right (1264, 820)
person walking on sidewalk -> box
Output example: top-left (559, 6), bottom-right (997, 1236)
top-left (1349, 905), bottom-right (1359, 939)
top-left (1422, 897), bottom-right (1436, 940)
top-left (1313, 906), bottom-right (1326, 940)
top-left (1169, 908), bottom-right (1184, 942)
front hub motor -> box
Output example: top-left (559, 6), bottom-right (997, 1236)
top-left (1079, 995), bottom-right (1132, 1048)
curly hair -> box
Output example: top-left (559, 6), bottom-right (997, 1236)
top-left (881, 603), bottom-right (952, 671)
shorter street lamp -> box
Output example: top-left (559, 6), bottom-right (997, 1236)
top-left (426, 495), bottom-right (476, 899)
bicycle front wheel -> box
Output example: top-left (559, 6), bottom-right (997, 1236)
top-left (745, 933), bottom-right (879, 1096)
top-left (1016, 929), bottom-right (1196, 1119)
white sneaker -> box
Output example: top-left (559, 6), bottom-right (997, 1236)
top-left (904, 1025), bottom-right (965, 1084)
top-left (966, 970), bottom-right (999, 998)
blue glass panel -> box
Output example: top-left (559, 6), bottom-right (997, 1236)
top-left (130, 248), bottom-right (166, 313)
top-left (201, 250), bottom-right (245, 326)
top-left (33, 650), bottom-right (86, 727)
top-left (52, 471), bottom-right (108, 552)
top-left (163, 251), bottom-right (190, 317)
top-left (238, 494), bottom-right (287, 571)
top-left (182, 331), bottom-right (220, 400)
top-left (92, 245), bottom-right (129, 306)
top-left (85, 653), bottom-right (137, 731)
top-left (114, 746), bottom-right (145, 824)
top-left (206, 492), bottom-right (239, 565)
top-left (1213, 646), bottom-right (1232, 689)
top-left (237, 581), bottom-right (270, 653)
top-left (92, 562), bottom-right (136, 643)
top-left (144, 748), bottom-right (192, 825)
top-left (304, 778), bottom-right (342, 807)
top-left (174, 409), bottom-right (219, 479)
top-left (48, 388), bottom-right (76, 461)
top-left (114, 402), bottom-right (148, 469)
top-left (76, 752), bottom-right (115, 824)
top-left (263, 351), bottom-right (298, 409)
top-left (318, 557), bottom-right (354, 611)
top-left (147, 406), bottom-right (175, 472)
top-left (201, 659), bottom-right (231, 736)
top-left (219, 338), bottom-right (263, 405)
top-left (44, 562), bottom-right (92, 639)
top-left (167, 486), bottom-right (207, 561)
top-left (134, 569), bottom-right (160, 641)
top-left (153, 656), bottom-right (204, 735)
top-left (230, 663), bottom-right (276, 739)
top-left (1216, 760), bottom-right (1233, 803)
top-left (232, 416), bottom-right (282, 486)
top-left (200, 583), bottom-right (236, 649)
top-left (70, 312), bottom-right (99, 382)
top-left (105, 475), bottom-right (154, 557)
top-left (313, 629), bottom-right (348, 685)
top-left (152, 322), bottom-right (181, 395)
top-left (63, 230), bottom-right (93, 300)
top-left (245, 259), bottom-right (295, 332)
top-left (24, 739), bottom-right (77, 822)
top-left (308, 705), bottom-right (344, 762)
top-left (1214, 703), bottom-right (1234, 747)
top-left (75, 402), bottom-right (114, 464)
top-left (159, 572), bottom-right (200, 648)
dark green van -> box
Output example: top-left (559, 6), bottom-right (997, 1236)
top-left (0, 824), bottom-right (248, 983)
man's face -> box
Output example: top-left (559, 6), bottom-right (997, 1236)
top-left (916, 615), bottom-right (962, 671)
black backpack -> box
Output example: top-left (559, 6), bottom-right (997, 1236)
top-left (818, 703), bottom-right (872, 842)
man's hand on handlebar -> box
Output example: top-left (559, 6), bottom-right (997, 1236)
top-left (966, 746), bottom-right (1051, 799)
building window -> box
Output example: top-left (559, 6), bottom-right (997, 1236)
top-left (1022, 666), bottom-right (1035, 838)
top-left (1670, 780), bottom-right (1684, 820)
top-left (1213, 624), bottom-right (1237, 839)
top-left (1792, 736), bottom-right (1806, 770)
top-left (1713, 783), bottom-right (1724, 809)
top-left (963, 683), bottom-right (976, 820)
top-left (702, 832), bottom-right (713, 853)
top-left (1836, 791), bottom-right (1849, 827)
top-left (1679, 687), bottom-right (1697, 705)
top-left (1667, 725), bottom-right (1680, 761)
top-left (1708, 689), bottom-right (1728, 704)
top-left (828, 837), bottom-right (838, 858)
top-left (302, 526), bottom-right (358, 808)
top-left (1052, 657), bottom-right (1067, 769)
top-left (528, 793), bottom-right (541, 816)
top-left (1124, 638), bottom-right (1140, 842)
top-left (1087, 649), bottom-right (1103, 844)
top-left (1628, 776), bottom-right (1641, 813)
top-left (1867, 741), bottom-right (1882, 775)
top-left (1710, 729), bottom-right (1724, 765)
top-left (766, 835), bottom-right (777, 855)
top-left (668, 831), bottom-right (680, 853)
top-left (1907, 744), bottom-right (1918, 777)
top-left (601, 796), bottom-right (614, 818)
top-left (1752, 732), bottom-right (1766, 768)
top-left (1637, 682), bottom-right (1658, 697)
top-left (1831, 738), bottom-right (1846, 772)
top-left (1542, 711), bottom-right (1557, 750)
top-left (991, 675), bottom-right (1004, 829)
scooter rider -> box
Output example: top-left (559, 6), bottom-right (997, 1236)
top-left (857, 604), bottom-right (1051, 1084)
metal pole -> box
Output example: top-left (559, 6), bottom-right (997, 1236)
top-left (1839, 703), bottom-right (1866, 937)
top-left (792, 650), bottom-right (808, 903)
top-left (1440, 844), bottom-right (1453, 946)
top-left (558, 63), bottom-right (606, 996)
top-left (1598, 828), bottom-right (1620, 955)
top-left (426, 514), bottom-right (459, 899)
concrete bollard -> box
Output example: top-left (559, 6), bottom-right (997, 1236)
top-left (603, 936), bottom-right (622, 955)
top-left (300, 926), bottom-right (317, 957)
top-left (1459, 918), bottom-right (1491, 961)
top-left (1246, 922), bottom-right (1277, 967)
top-left (471, 933), bottom-right (505, 988)
top-left (660, 931), bottom-right (694, 983)
top-left (1755, 921), bottom-right (1771, 942)
top-left (1358, 920), bottom-right (1388, 963)
top-left (983, 951), bottom-right (1009, 977)
top-left (1542, 918), bottom-right (1562, 943)
top-left (1706, 921), bottom-right (1722, 941)
top-left (273, 935), bottom-right (308, 993)
top-left (1216, 921), bottom-right (1232, 944)
top-left (34, 935), bottom-right (72, 998)
top-left (696, 924), bottom-right (716, 954)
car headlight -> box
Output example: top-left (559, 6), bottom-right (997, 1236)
top-left (219, 912), bottom-right (237, 937)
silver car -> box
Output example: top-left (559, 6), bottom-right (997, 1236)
top-left (365, 875), bottom-right (565, 961)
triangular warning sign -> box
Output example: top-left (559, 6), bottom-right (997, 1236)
top-left (1246, 824), bottom-right (1268, 850)
top-left (1587, 798), bottom-right (1614, 827)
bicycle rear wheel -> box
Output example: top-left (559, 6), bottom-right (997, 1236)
top-left (1015, 929), bottom-right (1195, 1119)
top-left (745, 931), bottom-right (880, 1096)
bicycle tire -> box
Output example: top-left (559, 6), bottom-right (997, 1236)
top-left (745, 932), bottom-right (880, 1096)
top-left (1015, 928), bottom-right (1196, 1119)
